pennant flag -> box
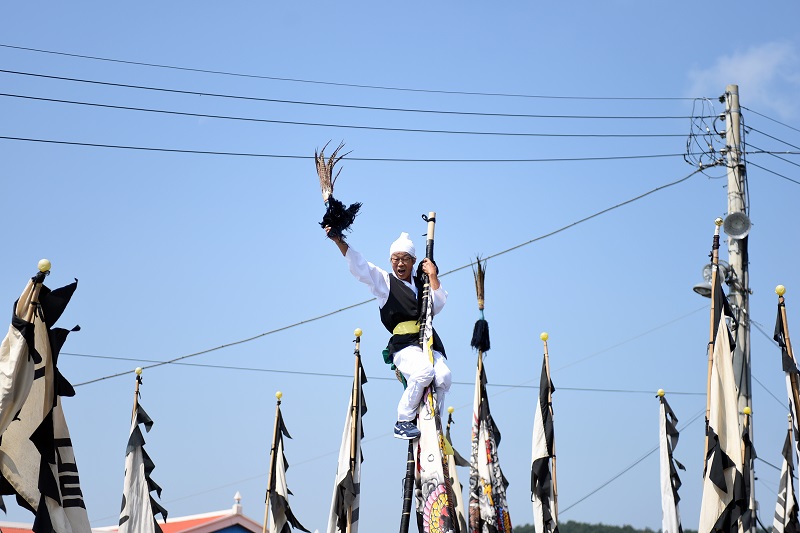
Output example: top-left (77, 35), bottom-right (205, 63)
top-left (468, 359), bottom-right (512, 533)
top-left (0, 277), bottom-right (92, 533)
top-left (445, 409), bottom-right (469, 533)
top-left (119, 373), bottom-right (168, 533)
top-left (531, 350), bottom-right (557, 533)
top-left (773, 426), bottom-right (799, 533)
top-left (267, 402), bottom-right (309, 533)
top-left (698, 263), bottom-right (746, 533)
top-left (657, 392), bottom-right (684, 533)
top-left (0, 272), bottom-right (45, 437)
top-left (327, 349), bottom-right (367, 533)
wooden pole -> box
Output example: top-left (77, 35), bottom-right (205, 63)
top-left (399, 442), bottom-right (415, 533)
top-left (704, 218), bottom-right (724, 465)
top-left (346, 330), bottom-right (362, 533)
top-left (263, 393), bottom-right (283, 533)
top-left (778, 288), bottom-right (800, 432)
top-left (542, 333), bottom-right (558, 523)
top-left (131, 369), bottom-right (142, 423)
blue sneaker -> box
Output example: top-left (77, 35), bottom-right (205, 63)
top-left (394, 420), bottom-right (420, 440)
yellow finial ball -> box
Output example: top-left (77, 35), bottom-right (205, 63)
top-left (447, 406), bottom-right (454, 414)
top-left (354, 328), bottom-right (363, 338)
top-left (715, 217), bottom-right (724, 226)
top-left (657, 389), bottom-right (665, 397)
top-left (777, 285), bottom-right (787, 296)
top-left (743, 406), bottom-right (752, 415)
top-left (540, 332), bottom-right (549, 341)
top-left (135, 367), bottom-right (143, 376)
top-left (38, 259), bottom-right (51, 272)
top-left (275, 391), bottom-right (283, 400)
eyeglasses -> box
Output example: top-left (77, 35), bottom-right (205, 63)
top-left (391, 254), bottom-right (415, 264)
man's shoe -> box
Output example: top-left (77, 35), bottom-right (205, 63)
top-left (394, 420), bottom-right (421, 440)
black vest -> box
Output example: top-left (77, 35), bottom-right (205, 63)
top-left (380, 275), bottom-right (446, 358)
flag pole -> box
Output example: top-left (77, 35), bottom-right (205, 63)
top-left (399, 442), bottom-right (415, 533)
top-left (541, 331), bottom-right (558, 522)
top-left (704, 218), bottom-right (724, 463)
top-left (777, 285), bottom-right (800, 424)
top-left (131, 367), bottom-right (143, 422)
top-left (263, 391), bottom-right (283, 533)
top-left (346, 328), bottom-right (363, 533)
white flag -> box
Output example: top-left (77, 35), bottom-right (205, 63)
top-left (267, 409), bottom-right (309, 533)
top-left (531, 357), bottom-right (557, 533)
top-left (119, 396), bottom-right (167, 533)
top-left (773, 428), bottom-right (799, 533)
top-left (698, 268), bottom-right (745, 533)
top-left (658, 394), bottom-right (683, 533)
top-left (326, 360), bottom-right (366, 533)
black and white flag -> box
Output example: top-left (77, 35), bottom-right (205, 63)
top-left (0, 279), bottom-right (92, 533)
top-left (698, 266), bottom-right (745, 533)
top-left (326, 359), bottom-right (366, 533)
top-left (119, 380), bottom-right (168, 533)
top-left (658, 394), bottom-right (684, 533)
top-left (531, 357), bottom-right (557, 533)
top-left (268, 408), bottom-right (309, 533)
top-left (775, 299), bottom-right (800, 455)
top-left (773, 427), bottom-right (799, 533)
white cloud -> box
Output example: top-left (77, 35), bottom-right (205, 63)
top-left (687, 41), bottom-right (800, 120)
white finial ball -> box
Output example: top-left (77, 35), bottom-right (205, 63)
top-left (447, 406), bottom-right (454, 414)
top-left (715, 217), bottom-right (724, 226)
top-left (135, 367), bottom-right (143, 375)
top-left (777, 285), bottom-right (787, 296)
top-left (38, 259), bottom-right (51, 272)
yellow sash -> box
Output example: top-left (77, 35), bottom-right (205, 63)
top-left (393, 321), bottom-right (420, 335)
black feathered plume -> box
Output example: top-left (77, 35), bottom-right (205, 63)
top-left (471, 257), bottom-right (491, 353)
top-left (315, 141), bottom-right (361, 241)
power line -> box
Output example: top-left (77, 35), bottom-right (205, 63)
top-left (0, 43), bottom-right (702, 101)
top-left (560, 407), bottom-right (706, 515)
top-left (71, 168), bottom-right (703, 387)
top-left (747, 126), bottom-right (800, 151)
top-left (748, 160), bottom-right (800, 186)
top-left (0, 70), bottom-right (703, 121)
top-left (743, 106), bottom-right (800, 135)
top-left (61, 351), bottom-right (703, 395)
top-left (746, 142), bottom-right (800, 169)
top-left (0, 136), bottom-right (692, 163)
top-left (0, 92), bottom-right (691, 138)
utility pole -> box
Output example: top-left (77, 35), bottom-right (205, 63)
top-left (723, 84), bottom-right (755, 532)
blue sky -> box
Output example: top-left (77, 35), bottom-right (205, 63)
top-left (2, 2), bottom-right (800, 532)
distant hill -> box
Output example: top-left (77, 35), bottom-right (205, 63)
top-left (513, 519), bottom-right (697, 533)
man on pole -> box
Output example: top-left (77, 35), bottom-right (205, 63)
top-left (325, 227), bottom-right (452, 440)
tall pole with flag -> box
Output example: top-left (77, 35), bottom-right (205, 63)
top-left (775, 284), bottom-right (800, 450)
top-left (0, 261), bottom-right (91, 533)
top-left (118, 368), bottom-right (168, 533)
top-left (657, 389), bottom-right (684, 533)
top-left (413, 211), bottom-right (459, 533)
top-left (263, 392), bottom-right (309, 533)
top-left (327, 328), bottom-right (367, 533)
top-left (774, 285), bottom-right (800, 533)
top-left (698, 218), bottom-right (746, 533)
top-left (531, 332), bottom-right (558, 533)
top-left (467, 257), bottom-right (512, 533)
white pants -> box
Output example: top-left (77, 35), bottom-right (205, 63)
top-left (393, 345), bottom-right (452, 422)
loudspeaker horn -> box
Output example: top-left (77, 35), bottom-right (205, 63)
top-left (723, 212), bottom-right (752, 239)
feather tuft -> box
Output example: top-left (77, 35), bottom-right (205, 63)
top-left (471, 318), bottom-right (491, 353)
